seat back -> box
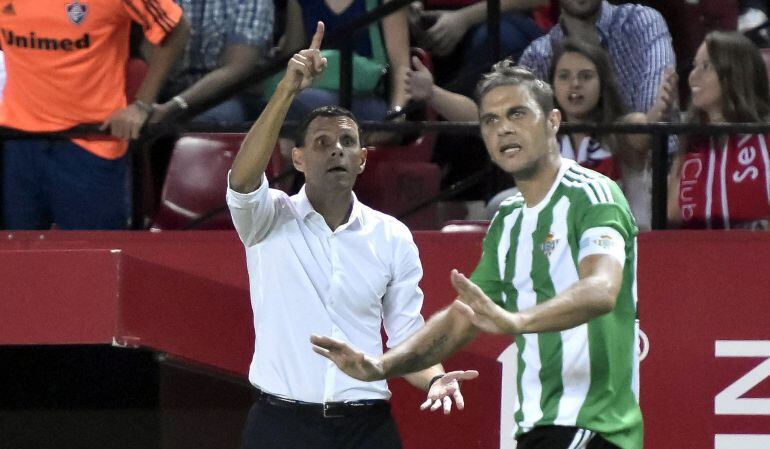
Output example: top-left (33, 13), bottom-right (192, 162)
top-left (152, 133), bottom-right (286, 230)
top-left (355, 159), bottom-right (441, 230)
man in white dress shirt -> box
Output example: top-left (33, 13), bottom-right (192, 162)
top-left (226, 22), bottom-right (478, 449)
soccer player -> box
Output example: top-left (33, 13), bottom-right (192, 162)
top-left (312, 61), bottom-right (642, 449)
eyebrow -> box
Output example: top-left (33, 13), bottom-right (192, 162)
top-left (507, 106), bottom-right (528, 115)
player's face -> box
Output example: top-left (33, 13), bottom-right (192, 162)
top-left (553, 51), bottom-right (601, 121)
top-left (689, 43), bottom-right (723, 121)
top-left (292, 116), bottom-right (366, 191)
top-left (560, 0), bottom-right (602, 19)
top-left (479, 85), bottom-right (560, 180)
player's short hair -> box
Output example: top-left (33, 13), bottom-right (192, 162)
top-left (474, 59), bottom-right (554, 114)
top-left (295, 105), bottom-right (361, 147)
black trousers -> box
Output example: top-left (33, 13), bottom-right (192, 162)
top-left (517, 426), bottom-right (621, 449)
top-left (239, 399), bottom-right (402, 449)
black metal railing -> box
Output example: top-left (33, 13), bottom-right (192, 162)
top-left (3, 121), bottom-right (769, 230)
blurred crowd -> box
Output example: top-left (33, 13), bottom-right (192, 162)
top-left (1, 0), bottom-right (769, 231)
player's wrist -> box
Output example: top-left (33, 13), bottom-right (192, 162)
top-left (427, 373), bottom-right (445, 391)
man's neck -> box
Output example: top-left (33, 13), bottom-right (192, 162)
top-left (560, 10), bottom-right (602, 46)
top-left (517, 153), bottom-right (562, 208)
top-left (305, 185), bottom-right (354, 231)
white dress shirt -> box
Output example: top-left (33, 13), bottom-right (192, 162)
top-left (226, 174), bottom-right (425, 403)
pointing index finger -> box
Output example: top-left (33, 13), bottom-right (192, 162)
top-left (309, 21), bottom-right (325, 50)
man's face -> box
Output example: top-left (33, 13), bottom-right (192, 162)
top-left (478, 85), bottom-right (560, 180)
top-left (560, 0), bottom-right (602, 20)
top-left (292, 115), bottom-right (366, 191)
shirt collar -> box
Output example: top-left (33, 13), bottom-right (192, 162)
top-left (294, 185), bottom-right (364, 230)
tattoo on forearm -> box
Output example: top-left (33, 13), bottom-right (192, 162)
top-left (398, 334), bottom-right (449, 374)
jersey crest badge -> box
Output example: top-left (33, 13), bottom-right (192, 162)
top-left (541, 232), bottom-right (559, 257)
top-left (66, 1), bottom-right (88, 25)
top-left (1, 2), bottom-right (14, 15)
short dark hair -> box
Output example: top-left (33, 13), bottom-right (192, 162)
top-left (474, 59), bottom-right (555, 114)
top-left (294, 105), bottom-right (361, 147)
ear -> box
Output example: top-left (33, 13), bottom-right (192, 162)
top-left (291, 146), bottom-right (305, 173)
top-left (547, 108), bottom-right (562, 136)
top-left (357, 146), bottom-right (368, 174)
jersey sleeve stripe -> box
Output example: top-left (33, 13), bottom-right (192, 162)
top-left (145, 0), bottom-right (177, 32)
top-left (122, 0), bottom-right (151, 31)
top-left (570, 165), bottom-right (614, 201)
top-left (561, 178), bottom-right (600, 205)
top-left (563, 171), bottom-right (608, 204)
top-left (130, 0), bottom-right (173, 33)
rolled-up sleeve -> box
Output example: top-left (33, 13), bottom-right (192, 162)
top-left (226, 172), bottom-right (276, 247)
top-left (381, 226), bottom-right (426, 349)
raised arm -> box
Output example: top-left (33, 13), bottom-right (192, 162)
top-left (229, 22), bottom-right (327, 193)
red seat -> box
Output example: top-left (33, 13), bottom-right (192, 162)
top-left (441, 220), bottom-right (491, 233)
top-left (151, 133), bottom-right (286, 230)
top-left (355, 159), bottom-right (441, 230)
top-left (353, 48), bottom-right (441, 229)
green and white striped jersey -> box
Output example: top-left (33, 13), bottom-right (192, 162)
top-left (471, 159), bottom-right (642, 449)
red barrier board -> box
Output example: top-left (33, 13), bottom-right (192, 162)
top-left (0, 230), bottom-right (768, 448)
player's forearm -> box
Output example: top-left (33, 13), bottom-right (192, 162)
top-left (229, 79), bottom-right (297, 193)
top-left (403, 364), bottom-right (445, 391)
top-left (429, 86), bottom-right (479, 122)
top-left (514, 276), bottom-right (618, 334)
top-left (135, 17), bottom-right (191, 104)
top-left (381, 306), bottom-right (476, 378)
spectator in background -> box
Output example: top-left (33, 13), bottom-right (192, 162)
top-left (661, 31), bottom-right (770, 230)
top-left (519, 0), bottom-right (674, 113)
top-left (411, 0), bottom-right (546, 96)
top-left (548, 39), bottom-right (652, 229)
top-left (150, 0), bottom-right (274, 125)
top-left (273, 0), bottom-right (410, 122)
top-left (0, 0), bottom-right (189, 230)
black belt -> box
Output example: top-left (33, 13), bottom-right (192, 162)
top-left (253, 388), bottom-right (390, 419)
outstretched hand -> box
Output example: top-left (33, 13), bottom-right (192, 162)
top-left (286, 21), bottom-right (328, 92)
top-left (420, 370), bottom-right (479, 415)
top-left (450, 269), bottom-right (521, 335)
top-left (311, 335), bottom-right (385, 381)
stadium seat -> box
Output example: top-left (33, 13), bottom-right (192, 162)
top-left (355, 159), bottom-right (441, 230)
top-left (441, 220), bottom-right (491, 233)
top-left (151, 133), bottom-right (286, 230)
top-left (353, 48), bottom-right (442, 229)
